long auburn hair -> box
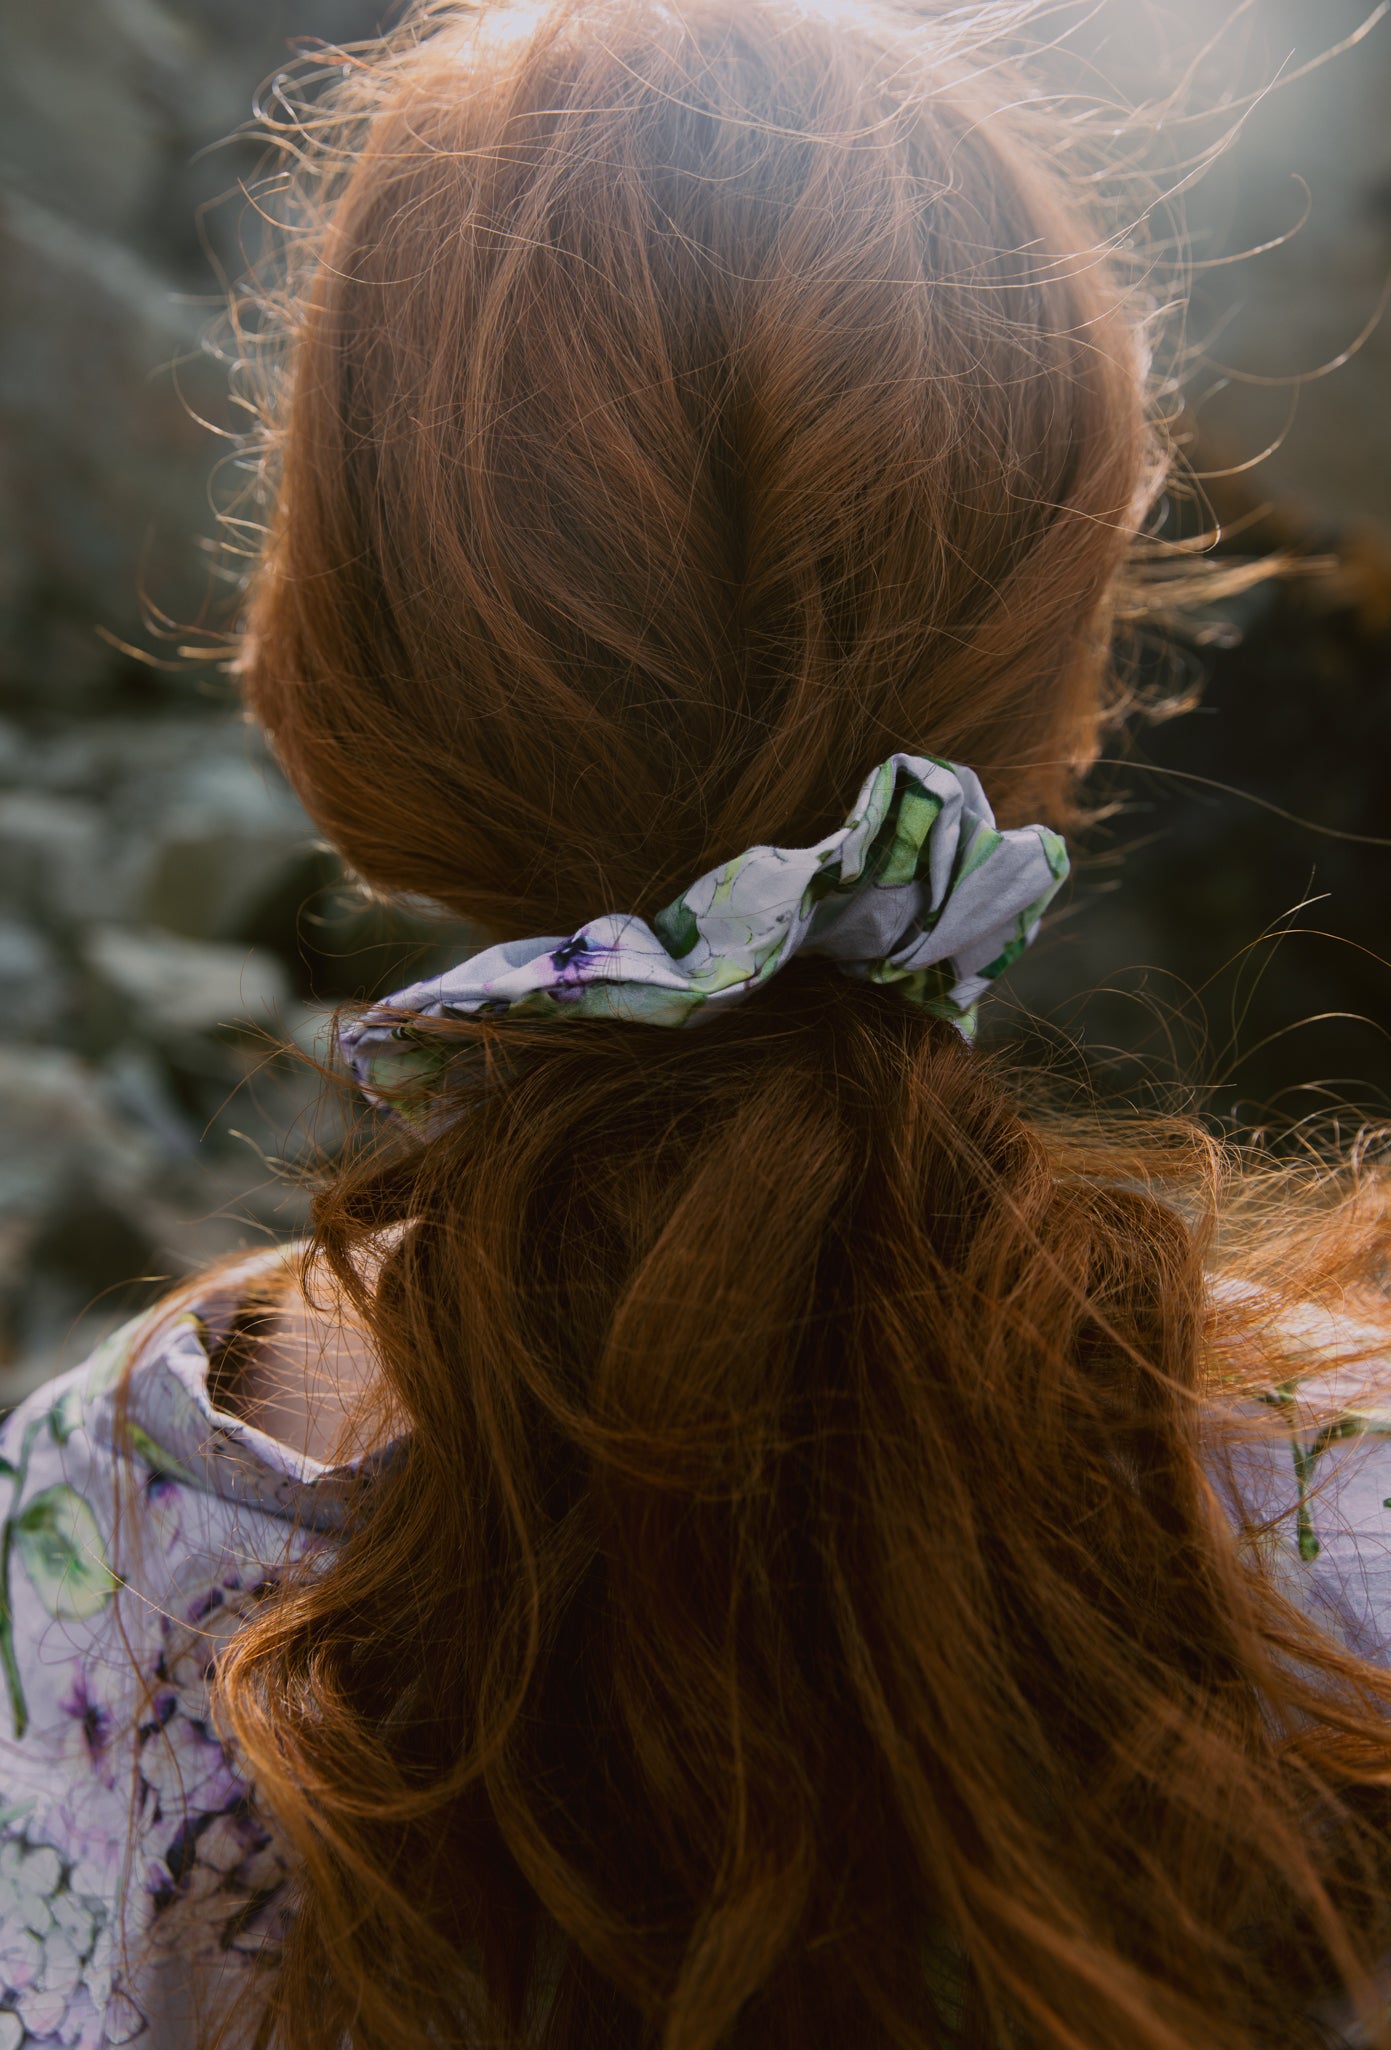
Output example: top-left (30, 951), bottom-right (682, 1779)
top-left (218, 3), bottom-right (1391, 2045)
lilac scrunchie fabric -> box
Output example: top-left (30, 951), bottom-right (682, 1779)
top-left (340, 753), bottom-right (1069, 1108)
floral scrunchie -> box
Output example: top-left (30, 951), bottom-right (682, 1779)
top-left (340, 753), bottom-right (1069, 1108)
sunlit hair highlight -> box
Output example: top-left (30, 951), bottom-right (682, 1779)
top-left (213, 3), bottom-right (1391, 2047)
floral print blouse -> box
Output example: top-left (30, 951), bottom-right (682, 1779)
top-left (0, 1248), bottom-right (357, 2049)
top-left (0, 1254), bottom-right (1389, 2048)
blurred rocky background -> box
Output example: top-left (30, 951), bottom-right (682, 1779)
top-left (1003, 0), bottom-right (1391, 1127)
top-left (0, 0), bottom-right (1389, 1403)
top-left (0, 0), bottom-right (475, 1400)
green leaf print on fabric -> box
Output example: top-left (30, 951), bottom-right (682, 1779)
top-left (12, 1486), bottom-right (116, 1621)
top-left (79, 1309), bottom-right (154, 1399)
top-left (1040, 827), bottom-right (1070, 881)
top-left (873, 787), bottom-right (944, 888)
top-left (798, 864), bottom-right (847, 917)
top-left (0, 1418), bottom-right (45, 1736)
top-left (652, 898), bottom-right (701, 960)
top-left (978, 917), bottom-right (1034, 983)
top-left (864, 959), bottom-right (977, 1034)
top-left (0, 1361), bottom-right (129, 1730)
top-left (125, 1423), bottom-right (199, 1488)
top-left (47, 1383), bottom-right (83, 1447)
top-left (951, 822), bottom-right (1004, 889)
top-left (1259, 1379), bottom-right (1391, 1563)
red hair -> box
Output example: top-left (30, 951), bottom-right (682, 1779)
top-left (221, 3), bottom-right (1391, 2046)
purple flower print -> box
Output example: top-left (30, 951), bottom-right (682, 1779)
top-left (57, 1676), bottom-right (113, 1789)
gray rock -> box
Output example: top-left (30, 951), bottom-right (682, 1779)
top-left (0, 790), bottom-right (113, 927)
top-left (97, 1043), bottom-right (201, 1159)
top-left (84, 924), bottom-right (290, 1039)
top-left (0, 720), bottom-right (28, 786)
top-left (28, 715), bottom-right (235, 798)
top-left (0, 719), bottom-right (318, 948)
top-left (0, 1032), bottom-right (317, 1406)
top-left (0, 188), bottom-right (213, 704)
top-left (0, 1042), bottom-right (155, 1222)
top-left (0, 0), bottom-right (387, 708)
top-left (0, 1042), bottom-right (164, 1405)
top-left (0, 919), bottom-right (72, 1037)
top-left (118, 747), bottom-right (316, 941)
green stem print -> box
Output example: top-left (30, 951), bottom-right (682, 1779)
top-left (0, 1402), bottom-right (116, 1738)
top-left (1259, 1383), bottom-right (1364, 1564)
top-left (0, 1440), bottom-right (29, 1738)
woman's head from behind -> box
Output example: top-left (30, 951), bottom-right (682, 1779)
top-left (219, 10), bottom-right (1391, 2050)
top-left (243, 0), bottom-right (1155, 937)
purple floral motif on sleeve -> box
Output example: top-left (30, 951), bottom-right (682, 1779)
top-left (0, 1248), bottom-right (355, 2046)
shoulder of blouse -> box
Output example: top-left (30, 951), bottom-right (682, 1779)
top-left (0, 1244), bottom-right (378, 2050)
top-left (1203, 1274), bottom-right (1391, 1670)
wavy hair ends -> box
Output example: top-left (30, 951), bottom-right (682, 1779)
top-left (217, 3), bottom-right (1391, 2048)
